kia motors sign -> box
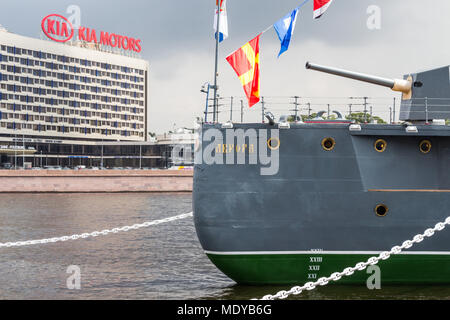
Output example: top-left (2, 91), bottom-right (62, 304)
top-left (41, 14), bottom-right (74, 43)
top-left (41, 14), bottom-right (142, 53)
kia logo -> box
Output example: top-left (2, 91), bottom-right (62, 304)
top-left (41, 14), bottom-right (74, 43)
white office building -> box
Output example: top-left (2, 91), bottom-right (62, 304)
top-left (0, 28), bottom-right (149, 142)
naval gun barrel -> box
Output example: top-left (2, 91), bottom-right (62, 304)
top-left (305, 62), bottom-right (412, 94)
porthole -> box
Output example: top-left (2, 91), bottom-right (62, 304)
top-left (419, 140), bottom-right (431, 154)
top-left (375, 204), bottom-right (388, 217)
top-left (374, 139), bottom-right (387, 153)
top-left (267, 137), bottom-right (280, 150)
top-left (321, 137), bottom-right (335, 151)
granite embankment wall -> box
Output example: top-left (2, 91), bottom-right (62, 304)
top-left (0, 170), bottom-right (193, 193)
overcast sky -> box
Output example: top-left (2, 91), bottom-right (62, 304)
top-left (1, 1), bottom-right (449, 133)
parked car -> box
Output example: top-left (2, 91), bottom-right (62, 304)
top-left (2, 163), bottom-right (12, 169)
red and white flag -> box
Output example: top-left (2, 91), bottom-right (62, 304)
top-left (214, 0), bottom-right (228, 42)
top-left (313, 0), bottom-right (334, 19)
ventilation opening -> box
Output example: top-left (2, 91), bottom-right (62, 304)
top-left (419, 140), bottom-right (431, 154)
top-left (374, 139), bottom-right (387, 152)
top-left (375, 204), bottom-right (388, 217)
top-left (321, 137), bottom-right (335, 151)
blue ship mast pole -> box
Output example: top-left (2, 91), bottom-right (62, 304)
top-left (212, 1), bottom-right (221, 123)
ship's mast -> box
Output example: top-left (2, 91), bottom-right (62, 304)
top-left (212, 1), bottom-right (221, 123)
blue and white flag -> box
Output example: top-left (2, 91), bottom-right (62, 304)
top-left (273, 8), bottom-right (299, 57)
top-left (214, 0), bottom-right (228, 42)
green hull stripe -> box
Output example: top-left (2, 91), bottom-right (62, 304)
top-left (205, 250), bottom-right (450, 255)
top-left (206, 252), bottom-right (450, 285)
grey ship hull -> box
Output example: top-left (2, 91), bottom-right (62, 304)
top-left (193, 123), bottom-right (450, 284)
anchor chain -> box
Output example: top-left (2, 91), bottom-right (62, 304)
top-left (255, 216), bottom-right (450, 300)
top-left (0, 212), bottom-right (193, 248)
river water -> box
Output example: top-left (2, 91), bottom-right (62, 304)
top-left (0, 193), bottom-right (448, 300)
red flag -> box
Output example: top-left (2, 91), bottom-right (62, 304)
top-left (313, 0), bottom-right (334, 19)
top-left (226, 35), bottom-right (260, 107)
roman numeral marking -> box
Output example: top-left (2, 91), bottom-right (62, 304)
top-left (307, 249), bottom-right (324, 281)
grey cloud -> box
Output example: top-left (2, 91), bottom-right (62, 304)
top-left (1, 1), bottom-right (449, 133)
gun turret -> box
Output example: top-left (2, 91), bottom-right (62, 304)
top-left (305, 62), bottom-right (450, 122)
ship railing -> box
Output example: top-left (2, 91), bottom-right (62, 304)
top-left (201, 96), bottom-right (450, 125)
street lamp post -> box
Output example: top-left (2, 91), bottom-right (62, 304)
top-left (139, 144), bottom-right (142, 169)
top-left (100, 138), bottom-right (104, 169)
top-left (22, 134), bottom-right (25, 169)
top-left (14, 133), bottom-right (17, 170)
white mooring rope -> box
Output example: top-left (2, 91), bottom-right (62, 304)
top-left (0, 212), bottom-right (193, 248)
top-left (254, 215), bottom-right (450, 300)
